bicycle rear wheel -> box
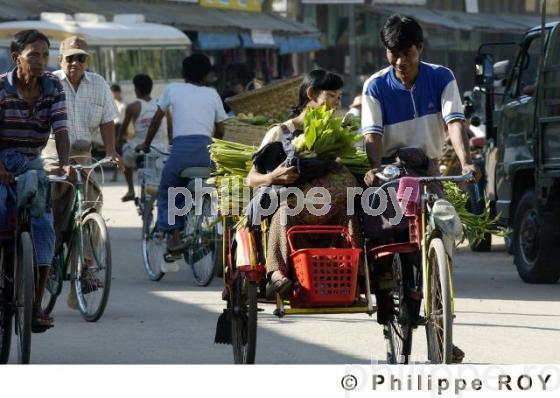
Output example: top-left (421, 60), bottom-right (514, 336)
top-left (141, 197), bottom-right (165, 281)
top-left (0, 247), bottom-right (13, 364)
top-left (384, 254), bottom-right (414, 364)
top-left (185, 196), bottom-right (220, 286)
top-left (15, 231), bottom-right (34, 364)
top-left (425, 238), bottom-right (453, 364)
top-left (75, 212), bottom-right (112, 322)
top-left (231, 275), bottom-right (257, 364)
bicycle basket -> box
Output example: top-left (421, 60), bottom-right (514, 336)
top-left (288, 226), bottom-right (361, 308)
top-left (141, 152), bottom-right (167, 193)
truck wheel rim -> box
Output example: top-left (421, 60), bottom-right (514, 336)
top-left (520, 209), bottom-right (538, 263)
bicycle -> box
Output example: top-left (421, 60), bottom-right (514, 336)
top-left (365, 168), bottom-right (473, 364)
top-left (138, 146), bottom-right (222, 286)
top-left (0, 171), bottom-right (61, 364)
top-left (41, 157), bottom-right (114, 322)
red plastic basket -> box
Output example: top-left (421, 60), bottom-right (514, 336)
top-left (287, 226), bottom-right (362, 308)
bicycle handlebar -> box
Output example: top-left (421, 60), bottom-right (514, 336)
top-left (47, 175), bottom-right (68, 182)
top-left (415, 171), bottom-right (474, 184)
top-left (71, 156), bottom-right (115, 171)
top-left (373, 171), bottom-right (474, 196)
top-left (135, 145), bottom-right (170, 156)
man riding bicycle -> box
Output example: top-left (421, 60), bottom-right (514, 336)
top-left (140, 54), bottom-right (228, 263)
top-left (42, 36), bottom-right (123, 309)
top-left (0, 29), bottom-right (71, 330)
top-left (361, 14), bottom-right (479, 363)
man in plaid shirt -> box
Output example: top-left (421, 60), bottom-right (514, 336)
top-left (42, 36), bottom-right (123, 309)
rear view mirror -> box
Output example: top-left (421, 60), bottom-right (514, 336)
top-left (493, 60), bottom-right (511, 80)
top-left (475, 53), bottom-right (494, 87)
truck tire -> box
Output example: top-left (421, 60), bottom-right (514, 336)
top-left (513, 190), bottom-right (560, 283)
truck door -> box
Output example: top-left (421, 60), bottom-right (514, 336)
top-left (536, 23), bottom-right (560, 178)
top-left (494, 31), bottom-right (544, 220)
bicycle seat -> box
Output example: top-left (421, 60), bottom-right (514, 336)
top-left (180, 167), bottom-right (211, 179)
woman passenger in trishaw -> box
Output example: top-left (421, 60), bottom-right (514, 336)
top-left (246, 69), bottom-right (363, 301)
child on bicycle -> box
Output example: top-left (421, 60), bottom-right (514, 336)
top-left (119, 74), bottom-right (171, 202)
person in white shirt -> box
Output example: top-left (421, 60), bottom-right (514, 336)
top-left (119, 74), bottom-right (171, 201)
top-left (42, 36), bottom-right (123, 309)
top-left (140, 53), bottom-right (228, 261)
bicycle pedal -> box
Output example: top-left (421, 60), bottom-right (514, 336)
top-left (416, 316), bottom-right (427, 326)
top-left (257, 307), bottom-right (264, 312)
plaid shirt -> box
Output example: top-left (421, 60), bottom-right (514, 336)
top-left (53, 70), bottom-right (117, 146)
top-left (0, 69), bottom-right (67, 155)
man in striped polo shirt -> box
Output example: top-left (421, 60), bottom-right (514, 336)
top-left (362, 14), bottom-right (478, 186)
top-left (0, 29), bottom-right (70, 330)
top-left (361, 15), bottom-right (479, 363)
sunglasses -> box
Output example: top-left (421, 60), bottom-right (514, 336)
top-left (65, 54), bottom-right (88, 64)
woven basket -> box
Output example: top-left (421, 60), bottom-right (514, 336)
top-left (225, 75), bottom-right (303, 118)
top-left (223, 118), bottom-right (269, 146)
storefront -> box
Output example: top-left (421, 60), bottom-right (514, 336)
top-left (0, 0), bottom-right (322, 95)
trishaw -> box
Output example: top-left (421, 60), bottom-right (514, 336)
top-left (216, 168), bottom-right (473, 365)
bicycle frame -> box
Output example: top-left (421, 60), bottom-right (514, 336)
top-left (368, 172), bottom-right (473, 319)
top-left (55, 175), bottom-right (85, 280)
top-left (51, 157), bottom-right (113, 280)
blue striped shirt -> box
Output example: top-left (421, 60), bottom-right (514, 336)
top-left (0, 69), bottom-right (67, 155)
top-left (361, 62), bottom-right (465, 159)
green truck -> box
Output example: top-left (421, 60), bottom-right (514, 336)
top-left (475, 20), bottom-right (560, 283)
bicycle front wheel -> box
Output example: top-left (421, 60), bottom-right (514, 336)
top-left (15, 231), bottom-right (34, 364)
top-left (0, 247), bottom-right (13, 364)
top-left (41, 250), bottom-right (64, 316)
top-left (184, 196), bottom-right (220, 287)
top-left (75, 212), bottom-right (112, 322)
top-left (425, 238), bottom-right (453, 364)
top-left (384, 254), bottom-right (414, 364)
top-left (0, 302), bottom-right (11, 364)
top-left (141, 197), bottom-right (165, 281)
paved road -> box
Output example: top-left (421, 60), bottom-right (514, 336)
top-left (10, 178), bottom-right (560, 364)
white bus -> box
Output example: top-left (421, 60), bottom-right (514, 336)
top-left (0, 12), bottom-right (192, 102)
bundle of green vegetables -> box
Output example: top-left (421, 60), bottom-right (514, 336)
top-left (338, 149), bottom-right (370, 175)
top-left (209, 139), bottom-right (254, 215)
top-left (293, 105), bottom-right (362, 160)
top-left (235, 112), bottom-right (289, 126)
top-left (443, 182), bottom-right (510, 245)
top-left (210, 139), bottom-right (253, 176)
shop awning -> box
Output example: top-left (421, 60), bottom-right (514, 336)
top-left (239, 31), bottom-right (277, 49)
top-left (276, 35), bottom-right (322, 55)
top-left (196, 32), bottom-right (241, 50)
top-left (0, 0), bottom-right (319, 35)
top-left (369, 4), bottom-right (542, 33)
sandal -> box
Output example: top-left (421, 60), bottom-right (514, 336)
top-left (452, 345), bottom-right (465, 363)
top-left (269, 271), bottom-right (292, 300)
top-left (32, 308), bottom-right (54, 333)
top-left (163, 249), bottom-right (183, 263)
top-left (121, 192), bottom-right (136, 202)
